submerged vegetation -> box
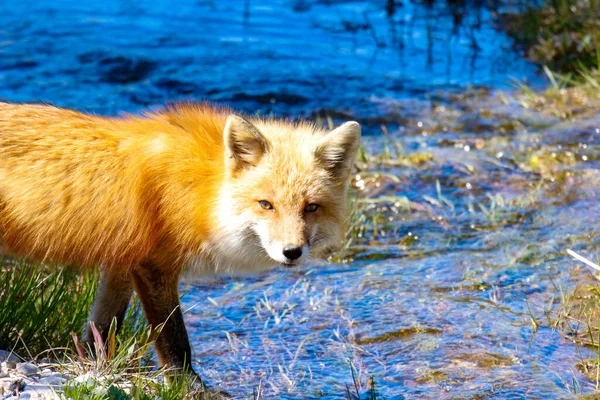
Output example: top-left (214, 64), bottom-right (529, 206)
top-left (503, 1), bottom-right (600, 392)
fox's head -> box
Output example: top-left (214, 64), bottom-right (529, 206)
top-left (214, 114), bottom-right (360, 271)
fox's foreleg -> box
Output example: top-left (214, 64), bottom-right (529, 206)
top-left (131, 260), bottom-right (197, 377)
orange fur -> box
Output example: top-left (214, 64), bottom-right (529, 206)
top-left (0, 101), bottom-right (360, 380)
top-left (0, 102), bottom-right (228, 269)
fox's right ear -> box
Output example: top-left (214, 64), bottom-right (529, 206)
top-left (223, 115), bottom-right (270, 174)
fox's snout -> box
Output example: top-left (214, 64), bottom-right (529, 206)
top-left (262, 237), bottom-right (309, 265)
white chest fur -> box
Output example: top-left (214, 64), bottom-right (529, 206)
top-left (186, 222), bottom-right (276, 276)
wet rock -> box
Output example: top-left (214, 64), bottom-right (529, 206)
top-left (0, 363), bottom-right (67, 399)
top-left (99, 56), bottom-right (155, 83)
top-left (16, 363), bottom-right (39, 376)
top-left (20, 376), bottom-right (34, 386)
top-left (0, 58), bottom-right (38, 71)
top-left (229, 92), bottom-right (308, 105)
top-left (38, 368), bottom-right (56, 377)
top-left (154, 78), bottom-right (200, 95)
top-left (38, 374), bottom-right (65, 386)
top-left (21, 384), bottom-right (57, 399)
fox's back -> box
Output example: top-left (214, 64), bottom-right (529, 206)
top-left (0, 103), bottom-right (228, 268)
top-left (0, 103), bottom-right (155, 266)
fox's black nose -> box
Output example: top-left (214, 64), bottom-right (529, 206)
top-left (283, 245), bottom-right (302, 261)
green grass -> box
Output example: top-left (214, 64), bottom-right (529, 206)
top-left (547, 278), bottom-right (600, 391)
top-left (504, 0), bottom-right (600, 73)
top-left (60, 317), bottom-right (202, 400)
top-left (512, 61), bottom-right (600, 120)
top-left (0, 260), bottom-right (97, 357)
top-left (0, 261), bottom-right (210, 399)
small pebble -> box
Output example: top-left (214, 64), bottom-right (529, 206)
top-left (37, 374), bottom-right (63, 386)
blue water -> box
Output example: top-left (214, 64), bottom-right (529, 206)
top-left (4, 1), bottom-right (598, 399)
top-left (0, 0), bottom-right (541, 124)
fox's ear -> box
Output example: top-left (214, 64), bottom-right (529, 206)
top-left (224, 115), bottom-right (270, 173)
top-left (314, 121), bottom-right (361, 178)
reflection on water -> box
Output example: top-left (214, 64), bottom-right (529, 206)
top-left (0, 0), bottom-right (541, 123)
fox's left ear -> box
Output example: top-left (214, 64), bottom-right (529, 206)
top-left (314, 121), bottom-right (361, 178)
top-left (224, 114), bottom-right (270, 174)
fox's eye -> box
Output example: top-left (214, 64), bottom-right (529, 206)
top-left (304, 203), bottom-right (319, 213)
top-left (259, 200), bottom-right (274, 210)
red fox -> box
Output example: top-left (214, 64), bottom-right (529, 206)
top-left (0, 102), bottom-right (360, 386)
